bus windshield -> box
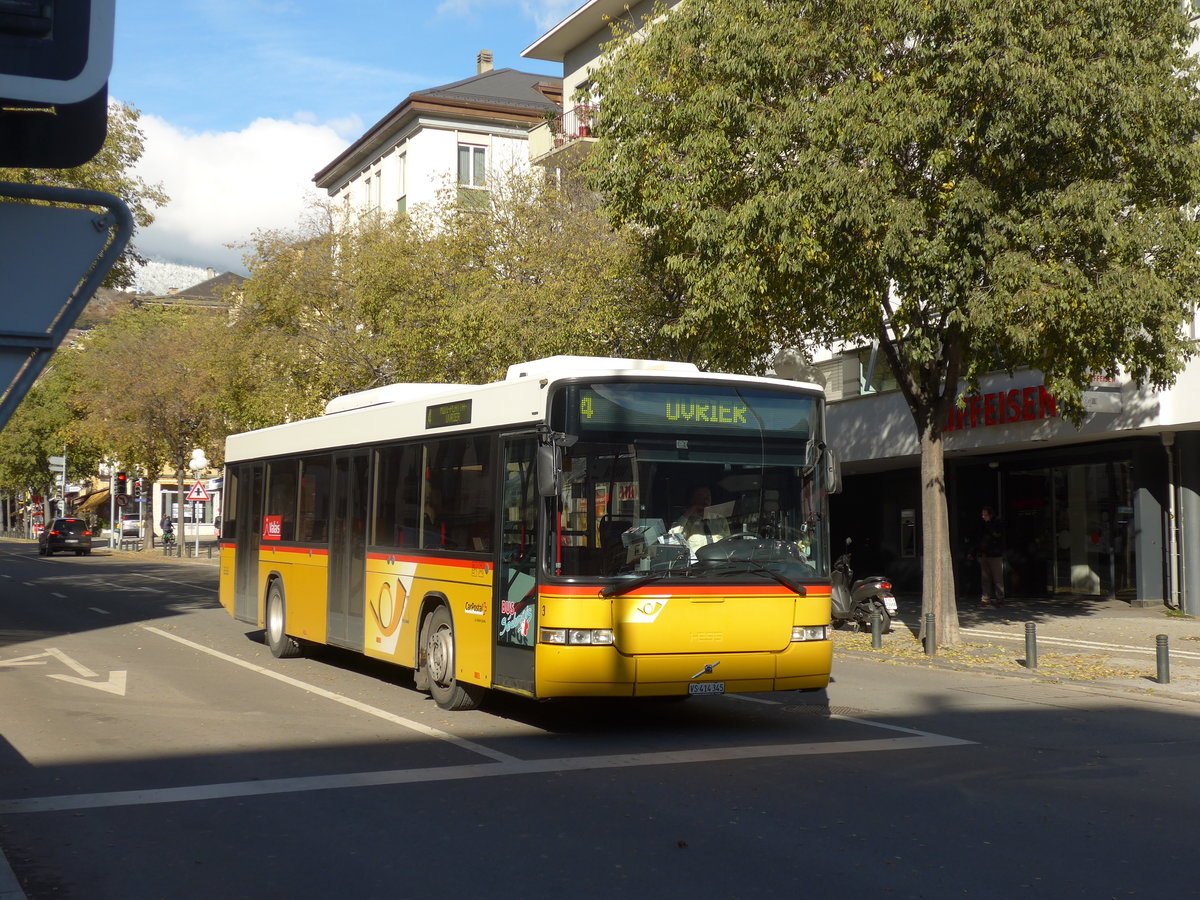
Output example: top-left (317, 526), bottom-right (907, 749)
top-left (549, 382), bottom-right (830, 583)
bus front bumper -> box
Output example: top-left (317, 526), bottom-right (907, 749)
top-left (534, 640), bottom-right (832, 699)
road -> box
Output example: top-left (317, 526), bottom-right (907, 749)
top-left (1, 540), bottom-right (1197, 898)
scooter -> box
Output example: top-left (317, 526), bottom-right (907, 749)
top-left (831, 539), bottom-right (898, 633)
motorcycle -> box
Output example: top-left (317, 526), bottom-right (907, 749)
top-left (831, 539), bottom-right (898, 633)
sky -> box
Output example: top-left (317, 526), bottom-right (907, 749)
top-left (108, 0), bottom-right (572, 276)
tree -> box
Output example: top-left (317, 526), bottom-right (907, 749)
top-left (0, 102), bottom-right (169, 289)
top-left (0, 361), bottom-right (101, 497)
top-left (66, 304), bottom-right (229, 539)
top-left (231, 173), bottom-right (677, 425)
top-left (585, 0), bottom-right (1200, 644)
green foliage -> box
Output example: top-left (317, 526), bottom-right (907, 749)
top-left (0, 361), bottom-right (101, 492)
top-left (586, 0), bottom-right (1200, 640)
top-left (586, 0), bottom-right (1200, 419)
top-left (0, 102), bottom-right (169, 289)
top-left (65, 304), bottom-right (229, 476)
top-left (230, 174), bottom-right (676, 425)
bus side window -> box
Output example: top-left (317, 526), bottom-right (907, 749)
top-left (265, 459), bottom-right (298, 541)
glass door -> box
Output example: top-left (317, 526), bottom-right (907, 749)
top-left (493, 435), bottom-right (539, 693)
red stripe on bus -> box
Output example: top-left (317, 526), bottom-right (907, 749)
top-left (538, 583), bottom-right (830, 598)
top-left (364, 552), bottom-right (487, 570)
top-left (258, 545), bottom-right (330, 557)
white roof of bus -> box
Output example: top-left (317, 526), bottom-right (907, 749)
top-left (225, 356), bottom-right (821, 462)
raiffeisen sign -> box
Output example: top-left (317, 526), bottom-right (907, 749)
top-left (945, 385), bottom-right (1059, 432)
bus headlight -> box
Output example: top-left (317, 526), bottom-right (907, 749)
top-left (791, 625), bottom-right (828, 642)
top-left (540, 628), bottom-right (614, 645)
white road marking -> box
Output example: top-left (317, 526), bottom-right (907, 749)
top-left (89, 607), bottom-right (110, 615)
top-left (129, 571), bottom-right (218, 594)
top-left (141, 625), bottom-right (519, 764)
top-left (44, 648), bottom-right (97, 678)
top-left (51, 593), bottom-right (67, 599)
top-left (725, 693), bottom-right (780, 705)
top-left (0, 731), bottom-right (973, 815)
top-left (48, 670), bottom-right (127, 696)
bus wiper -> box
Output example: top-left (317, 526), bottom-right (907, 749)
top-left (705, 560), bottom-right (807, 596)
top-left (599, 573), bottom-right (666, 598)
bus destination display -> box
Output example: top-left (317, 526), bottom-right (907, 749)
top-left (426, 399), bottom-right (472, 429)
top-left (569, 384), bottom-right (814, 438)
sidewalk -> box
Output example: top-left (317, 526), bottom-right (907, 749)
top-left (836, 593), bottom-right (1200, 702)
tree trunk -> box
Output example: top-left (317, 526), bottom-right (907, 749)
top-left (919, 420), bottom-right (960, 647)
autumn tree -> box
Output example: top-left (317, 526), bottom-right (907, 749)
top-left (585, 0), bottom-right (1200, 644)
top-left (231, 173), bottom-right (676, 425)
top-left (66, 304), bottom-right (229, 539)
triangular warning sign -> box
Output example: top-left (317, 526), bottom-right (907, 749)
top-left (187, 482), bottom-right (209, 502)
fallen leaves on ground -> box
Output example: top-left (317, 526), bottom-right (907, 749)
top-left (831, 629), bottom-right (1147, 682)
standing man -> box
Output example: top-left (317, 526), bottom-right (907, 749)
top-left (976, 506), bottom-right (1005, 607)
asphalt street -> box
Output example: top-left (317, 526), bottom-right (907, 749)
top-left (2, 540), bottom-right (1198, 899)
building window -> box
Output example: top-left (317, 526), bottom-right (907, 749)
top-left (397, 153), bottom-right (407, 214)
top-left (858, 346), bottom-right (899, 395)
top-left (457, 144), bottom-right (488, 209)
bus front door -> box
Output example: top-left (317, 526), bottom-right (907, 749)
top-left (327, 450), bottom-right (369, 649)
top-left (493, 435), bottom-right (538, 694)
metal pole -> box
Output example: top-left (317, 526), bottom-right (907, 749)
top-left (1024, 622), bottom-right (1038, 669)
top-left (871, 609), bottom-right (882, 649)
top-left (924, 612), bottom-right (936, 656)
top-left (1156, 634), bottom-right (1170, 684)
top-left (108, 464), bottom-right (116, 550)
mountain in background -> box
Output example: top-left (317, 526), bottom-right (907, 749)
top-left (131, 260), bottom-right (212, 296)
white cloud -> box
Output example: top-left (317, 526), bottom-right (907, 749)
top-left (436, 0), bottom-right (580, 35)
top-left (130, 113), bottom-right (353, 274)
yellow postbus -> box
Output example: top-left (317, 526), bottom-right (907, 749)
top-left (219, 356), bottom-right (838, 710)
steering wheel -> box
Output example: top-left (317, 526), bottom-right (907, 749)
top-left (727, 532), bottom-right (759, 540)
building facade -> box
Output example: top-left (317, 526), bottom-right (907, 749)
top-left (313, 51), bottom-right (562, 218)
top-left (815, 346), bottom-right (1200, 612)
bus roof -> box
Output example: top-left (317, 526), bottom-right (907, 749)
top-left (225, 356), bottom-right (822, 462)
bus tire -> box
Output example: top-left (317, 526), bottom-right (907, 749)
top-left (423, 605), bottom-right (484, 711)
top-left (266, 582), bottom-right (301, 659)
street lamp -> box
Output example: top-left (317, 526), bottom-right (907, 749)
top-left (188, 448), bottom-right (209, 556)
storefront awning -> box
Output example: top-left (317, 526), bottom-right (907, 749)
top-left (75, 489), bottom-right (110, 513)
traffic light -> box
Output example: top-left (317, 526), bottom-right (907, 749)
top-left (133, 478), bottom-right (142, 500)
top-left (114, 471), bottom-right (127, 496)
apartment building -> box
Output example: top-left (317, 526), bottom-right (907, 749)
top-left (314, 51), bottom-right (562, 217)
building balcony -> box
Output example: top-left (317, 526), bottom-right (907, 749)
top-left (529, 104), bottom-right (598, 166)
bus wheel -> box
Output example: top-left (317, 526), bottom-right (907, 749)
top-left (423, 606), bottom-right (484, 711)
top-left (266, 583), bottom-right (301, 659)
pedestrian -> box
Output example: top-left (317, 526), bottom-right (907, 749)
top-left (974, 506), bottom-right (1005, 607)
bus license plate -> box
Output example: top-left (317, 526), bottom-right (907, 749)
top-left (688, 682), bottom-right (724, 696)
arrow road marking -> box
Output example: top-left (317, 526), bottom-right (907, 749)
top-left (48, 670), bottom-right (127, 696)
top-left (0, 652), bottom-right (50, 668)
top-left (1, 648), bottom-right (128, 695)
top-left (44, 647), bottom-right (97, 677)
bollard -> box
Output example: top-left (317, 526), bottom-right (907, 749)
top-left (870, 609), bottom-right (882, 649)
top-left (923, 612), bottom-right (936, 656)
top-left (1024, 622), bottom-right (1038, 669)
top-left (1156, 634), bottom-right (1170, 684)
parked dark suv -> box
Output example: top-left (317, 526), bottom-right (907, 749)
top-left (38, 518), bottom-right (93, 556)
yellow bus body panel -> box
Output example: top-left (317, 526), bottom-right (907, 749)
top-left (258, 545), bottom-right (329, 643)
top-left (218, 544), bottom-right (236, 615)
top-left (362, 555), bottom-right (494, 688)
